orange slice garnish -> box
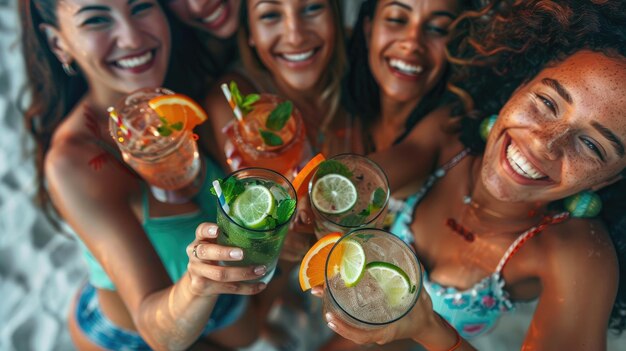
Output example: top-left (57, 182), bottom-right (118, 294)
top-left (148, 93), bottom-right (208, 131)
top-left (292, 153), bottom-right (326, 198)
top-left (299, 232), bottom-right (344, 291)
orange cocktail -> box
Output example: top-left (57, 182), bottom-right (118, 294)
top-left (225, 94), bottom-right (306, 178)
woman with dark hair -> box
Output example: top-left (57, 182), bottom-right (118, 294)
top-left (313, 0), bottom-right (626, 349)
top-left (20, 0), bottom-right (265, 349)
top-left (345, 0), bottom-right (474, 155)
top-left (202, 0), bottom-right (351, 160)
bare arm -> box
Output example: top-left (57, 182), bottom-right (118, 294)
top-left (45, 136), bottom-right (265, 350)
top-left (523, 219), bottom-right (618, 350)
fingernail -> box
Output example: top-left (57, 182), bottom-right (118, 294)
top-left (327, 322), bottom-right (336, 330)
top-left (229, 249), bottom-right (243, 259)
top-left (258, 283), bottom-right (267, 290)
top-left (325, 313), bottom-right (333, 321)
top-left (207, 226), bottom-right (218, 237)
top-left (254, 266), bottom-right (266, 275)
top-left (311, 288), bottom-right (322, 297)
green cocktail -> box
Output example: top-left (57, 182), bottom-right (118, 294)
top-left (214, 168), bottom-right (297, 283)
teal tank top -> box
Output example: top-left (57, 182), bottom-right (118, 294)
top-left (81, 157), bottom-right (225, 290)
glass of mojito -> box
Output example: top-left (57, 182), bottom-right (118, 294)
top-left (214, 168), bottom-right (297, 284)
top-left (308, 154), bottom-right (390, 239)
top-left (323, 228), bottom-right (422, 329)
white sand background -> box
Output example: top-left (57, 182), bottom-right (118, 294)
top-left (1, 0), bottom-right (625, 350)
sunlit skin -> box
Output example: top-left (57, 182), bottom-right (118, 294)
top-left (482, 51), bottom-right (626, 203)
top-left (364, 0), bottom-right (460, 151)
top-left (335, 51), bottom-right (626, 350)
top-left (46, 0), bottom-right (170, 107)
top-left (36, 1), bottom-right (266, 349)
top-left (246, 0), bottom-right (336, 94)
top-left (166, 0), bottom-right (241, 38)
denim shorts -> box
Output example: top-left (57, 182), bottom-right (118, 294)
top-left (75, 283), bottom-right (248, 350)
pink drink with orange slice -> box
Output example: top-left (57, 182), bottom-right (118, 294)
top-left (224, 87), bottom-right (306, 178)
top-left (109, 88), bottom-right (206, 203)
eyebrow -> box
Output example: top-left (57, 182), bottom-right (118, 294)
top-left (591, 121), bottom-right (625, 158)
top-left (75, 0), bottom-right (141, 15)
top-left (432, 11), bottom-right (457, 19)
top-left (383, 1), bottom-right (412, 11)
top-left (541, 78), bottom-right (572, 104)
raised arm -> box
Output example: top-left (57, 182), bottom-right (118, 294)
top-left (45, 136), bottom-right (265, 350)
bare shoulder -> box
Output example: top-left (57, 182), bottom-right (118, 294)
top-left (538, 217), bottom-right (618, 289)
top-left (403, 105), bottom-right (461, 149)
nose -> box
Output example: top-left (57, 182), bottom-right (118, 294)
top-left (399, 24), bottom-right (424, 54)
top-left (535, 124), bottom-right (570, 160)
top-left (284, 15), bottom-right (306, 47)
top-left (115, 20), bottom-right (144, 50)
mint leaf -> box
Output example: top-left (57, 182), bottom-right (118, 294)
top-left (157, 126), bottom-right (172, 136)
top-left (339, 213), bottom-right (366, 227)
top-left (355, 233), bottom-right (375, 242)
top-left (170, 122), bottom-right (183, 131)
top-left (221, 177), bottom-right (245, 205)
top-left (266, 101), bottom-right (293, 131)
top-left (259, 129), bottom-right (284, 146)
top-left (315, 160), bottom-right (353, 179)
top-left (159, 116), bottom-right (168, 124)
top-left (358, 208), bottom-right (370, 217)
top-left (371, 187), bottom-right (387, 210)
top-left (276, 199), bottom-right (297, 224)
top-left (229, 81), bottom-right (243, 107)
top-left (263, 216), bottom-right (278, 230)
top-left (241, 94), bottom-right (260, 109)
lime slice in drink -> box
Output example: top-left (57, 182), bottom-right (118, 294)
top-left (232, 185), bottom-right (275, 229)
top-left (366, 262), bottom-right (412, 307)
top-left (339, 239), bottom-right (366, 287)
top-left (311, 174), bottom-right (358, 215)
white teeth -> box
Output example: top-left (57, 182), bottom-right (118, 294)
top-left (506, 142), bottom-right (546, 180)
top-left (201, 4), bottom-right (225, 24)
top-left (389, 59), bottom-right (423, 75)
top-left (282, 50), bottom-right (315, 62)
top-left (116, 51), bottom-right (153, 68)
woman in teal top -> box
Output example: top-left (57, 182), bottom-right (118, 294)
top-left (314, 0), bottom-right (626, 350)
top-left (20, 0), bottom-right (267, 349)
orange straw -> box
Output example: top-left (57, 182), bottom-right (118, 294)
top-left (220, 83), bottom-right (243, 122)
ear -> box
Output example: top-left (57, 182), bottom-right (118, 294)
top-left (590, 173), bottom-right (624, 192)
top-left (39, 23), bottom-right (73, 64)
top-left (363, 16), bottom-right (372, 48)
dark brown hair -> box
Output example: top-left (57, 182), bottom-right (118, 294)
top-left (448, 0), bottom-right (626, 333)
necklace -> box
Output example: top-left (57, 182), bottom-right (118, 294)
top-left (445, 158), bottom-right (546, 243)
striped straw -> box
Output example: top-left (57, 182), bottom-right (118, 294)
top-left (107, 107), bottom-right (131, 138)
top-left (212, 180), bottom-right (230, 213)
top-left (220, 83), bottom-right (243, 122)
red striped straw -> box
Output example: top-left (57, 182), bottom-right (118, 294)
top-left (220, 83), bottom-right (243, 122)
top-left (107, 107), bottom-right (131, 138)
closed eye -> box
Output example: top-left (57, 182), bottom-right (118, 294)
top-left (81, 16), bottom-right (110, 27)
top-left (131, 2), bottom-right (154, 15)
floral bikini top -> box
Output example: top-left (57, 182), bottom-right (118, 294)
top-left (390, 148), bottom-right (569, 338)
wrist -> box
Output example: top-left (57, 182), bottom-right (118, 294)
top-left (413, 312), bottom-right (461, 351)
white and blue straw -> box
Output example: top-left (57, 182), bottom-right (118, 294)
top-left (212, 180), bottom-right (230, 213)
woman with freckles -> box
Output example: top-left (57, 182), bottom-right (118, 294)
top-left (20, 0), bottom-right (265, 349)
top-left (314, 0), bottom-right (626, 349)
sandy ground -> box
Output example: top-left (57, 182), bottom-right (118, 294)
top-left (1, 0), bottom-right (625, 350)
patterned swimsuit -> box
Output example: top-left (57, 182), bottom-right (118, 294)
top-left (390, 149), bottom-right (568, 338)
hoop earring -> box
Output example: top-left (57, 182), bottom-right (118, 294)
top-left (62, 62), bottom-right (77, 76)
top-left (564, 191), bottom-right (602, 218)
top-left (479, 114), bottom-right (498, 141)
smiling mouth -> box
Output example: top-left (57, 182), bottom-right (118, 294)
top-left (505, 139), bottom-right (549, 180)
top-left (113, 50), bottom-right (155, 69)
top-left (279, 49), bottom-right (318, 63)
top-left (201, 2), bottom-right (226, 24)
top-left (388, 58), bottom-right (423, 76)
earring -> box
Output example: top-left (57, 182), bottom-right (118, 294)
top-left (62, 62), bottom-right (77, 76)
top-left (479, 114), bottom-right (498, 141)
top-left (564, 191), bottom-right (602, 218)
